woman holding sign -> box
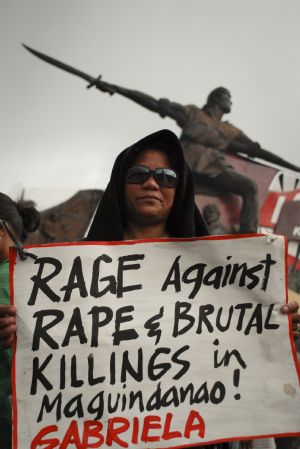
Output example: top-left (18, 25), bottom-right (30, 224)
top-left (86, 128), bottom-right (300, 449)
top-left (0, 130), bottom-right (299, 449)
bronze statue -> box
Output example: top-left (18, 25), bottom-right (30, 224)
top-left (23, 45), bottom-right (300, 234)
top-left (94, 83), bottom-right (300, 233)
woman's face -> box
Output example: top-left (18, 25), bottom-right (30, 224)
top-left (124, 148), bottom-right (177, 227)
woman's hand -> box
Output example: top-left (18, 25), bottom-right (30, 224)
top-left (280, 301), bottom-right (300, 338)
top-left (0, 305), bottom-right (16, 348)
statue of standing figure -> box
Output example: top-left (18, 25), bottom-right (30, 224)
top-left (94, 81), bottom-right (300, 234)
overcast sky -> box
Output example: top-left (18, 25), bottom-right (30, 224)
top-left (1, 0), bottom-right (300, 209)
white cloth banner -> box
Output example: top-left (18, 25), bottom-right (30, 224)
top-left (11, 235), bottom-right (300, 448)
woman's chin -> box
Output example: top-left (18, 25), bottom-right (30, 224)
top-left (136, 209), bottom-right (166, 224)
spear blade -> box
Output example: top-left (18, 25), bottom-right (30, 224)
top-left (22, 43), bottom-right (97, 85)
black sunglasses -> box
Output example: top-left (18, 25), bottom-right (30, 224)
top-left (126, 165), bottom-right (178, 187)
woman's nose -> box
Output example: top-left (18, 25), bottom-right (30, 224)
top-left (142, 174), bottom-right (160, 189)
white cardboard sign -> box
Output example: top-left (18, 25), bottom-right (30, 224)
top-left (11, 235), bottom-right (300, 448)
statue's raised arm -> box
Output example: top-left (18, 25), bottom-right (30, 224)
top-left (95, 78), bottom-right (189, 126)
top-left (95, 79), bottom-right (160, 114)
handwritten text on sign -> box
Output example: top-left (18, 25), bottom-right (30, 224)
top-left (12, 236), bottom-right (300, 448)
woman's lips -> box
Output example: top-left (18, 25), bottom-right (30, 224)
top-left (136, 194), bottom-right (162, 202)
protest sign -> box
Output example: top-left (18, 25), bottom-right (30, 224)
top-left (11, 235), bottom-right (300, 448)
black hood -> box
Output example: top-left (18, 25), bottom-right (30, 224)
top-left (86, 129), bottom-right (208, 241)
